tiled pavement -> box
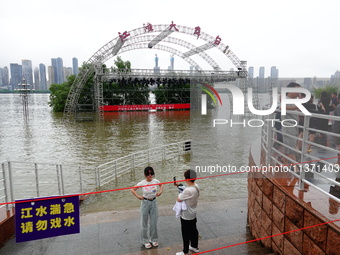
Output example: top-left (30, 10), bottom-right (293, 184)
top-left (0, 198), bottom-right (274, 255)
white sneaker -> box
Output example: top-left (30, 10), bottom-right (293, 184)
top-left (175, 252), bottom-right (188, 255)
top-left (189, 245), bottom-right (199, 252)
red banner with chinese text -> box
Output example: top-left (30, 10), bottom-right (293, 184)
top-left (101, 103), bottom-right (190, 112)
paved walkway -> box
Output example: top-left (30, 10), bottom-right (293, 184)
top-left (0, 198), bottom-right (274, 255)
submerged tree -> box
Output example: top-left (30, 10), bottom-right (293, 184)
top-left (49, 56), bottom-right (190, 112)
top-left (49, 75), bottom-right (74, 112)
top-left (105, 56), bottom-right (149, 105)
top-left (49, 63), bottom-right (96, 112)
top-left (153, 78), bottom-right (190, 104)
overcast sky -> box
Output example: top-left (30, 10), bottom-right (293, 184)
top-left (1, 0), bottom-right (339, 78)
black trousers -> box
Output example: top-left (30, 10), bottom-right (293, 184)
top-left (180, 217), bottom-right (198, 254)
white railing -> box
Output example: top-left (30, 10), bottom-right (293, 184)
top-left (0, 161), bottom-right (95, 211)
top-left (0, 140), bottom-right (191, 210)
top-left (261, 110), bottom-right (340, 203)
top-left (95, 140), bottom-right (191, 188)
top-left (0, 162), bottom-right (9, 211)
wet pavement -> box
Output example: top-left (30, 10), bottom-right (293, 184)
top-left (2, 135), bottom-right (340, 254)
top-left (0, 198), bottom-right (274, 255)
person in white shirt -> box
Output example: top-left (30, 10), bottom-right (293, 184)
top-left (175, 169), bottom-right (200, 255)
top-left (131, 166), bottom-right (164, 249)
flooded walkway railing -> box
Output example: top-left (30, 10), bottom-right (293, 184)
top-left (261, 110), bottom-right (340, 203)
top-left (0, 161), bottom-right (93, 210)
top-left (95, 140), bottom-right (191, 188)
top-left (0, 140), bottom-right (191, 210)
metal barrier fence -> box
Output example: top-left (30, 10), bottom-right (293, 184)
top-left (95, 140), bottom-right (191, 189)
top-left (0, 140), bottom-right (191, 210)
top-left (261, 110), bottom-right (340, 203)
top-left (0, 161), bottom-right (95, 211)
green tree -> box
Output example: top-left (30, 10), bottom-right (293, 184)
top-left (49, 57), bottom-right (152, 112)
top-left (112, 56), bottom-right (131, 71)
top-left (49, 62), bottom-right (97, 112)
top-left (49, 75), bottom-right (74, 112)
top-left (106, 56), bottom-right (149, 105)
top-left (154, 79), bottom-right (190, 104)
top-left (312, 85), bottom-right (338, 99)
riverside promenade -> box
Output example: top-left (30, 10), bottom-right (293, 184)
top-left (0, 198), bottom-right (274, 255)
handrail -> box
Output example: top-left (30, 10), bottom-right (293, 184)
top-left (95, 140), bottom-right (191, 189)
top-left (0, 162), bottom-right (92, 209)
top-left (261, 109), bottom-right (340, 204)
top-left (0, 140), bottom-right (191, 209)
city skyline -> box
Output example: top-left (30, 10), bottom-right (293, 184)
top-left (1, 54), bottom-right (339, 91)
top-left (0, 57), bottom-right (79, 90)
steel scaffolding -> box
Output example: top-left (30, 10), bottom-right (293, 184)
top-left (63, 23), bottom-right (253, 119)
top-left (15, 78), bottom-right (32, 120)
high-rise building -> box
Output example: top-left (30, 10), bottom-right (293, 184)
top-left (270, 66), bottom-right (279, 88)
top-left (22, 59), bottom-right (34, 88)
top-left (248, 66), bottom-right (254, 78)
top-left (168, 55), bottom-right (174, 71)
top-left (270, 66), bottom-right (279, 79)
top-left (0, 68), bottom-right (3, 86)
top-left (47, 66), bottom-right (54, 88)
top-left (153, 54), bottom-right (160, 74)
top-left (39, 63), bottom-right (47, 91)
top-left (2, 67), bottom-right (9, 86)
top-left (34, 67), bottom-right (40, 90)
top-left (10, 63), bottom-right (22, 90)
top-left (72, 57), bottom-right (79, 76)
top-left (258, 67), bottom-right (265, 92)
top-left (304, 77), bottom-right (312, 90)
top-left (259, 67), bottom-right (265, 78)
top-left (331, 70), bottom-right (340, 86)
top-left (51, 57), bottom-right (64, 84)
top-left (64, 67), bottom-right (73, 80)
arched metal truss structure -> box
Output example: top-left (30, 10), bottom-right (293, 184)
top-left (64, 22), bottom-right (253, 119)
top-left (120, 35), bottom-right (222, 70)
top-left (121, 43), bottom-right (202, 70)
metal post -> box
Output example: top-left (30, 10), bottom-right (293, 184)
top-left (94, 167), bottom-right (99, 189)
top-left (132, 154), bottom-right (135, 177)
top-left (2, 163), bottom-right (9, 211)
top-left (56, 165), bottom-right (61, 195)
top-left (148, 150), bottom-right (150, 165)
top-left (97, 166), bottom-right (101, 189)
top-left (266, 114), bottom-right (274, 167)
top-left (178, 143), bottom-right (181, 162)
top-left (162, 146), bottom-right (165, 161)
top-left (79, 166), bottom-right (83, 195)
top-left (115, 161), bottom-right (118, 184)
top-left (8, 162), bottom-right (14, 206)
top-left (299, 115), bottom-right (310, 190)
top-left (34, 163), bottom-right (40, 197)
top-left (59, 165), bottom-right (65, 195)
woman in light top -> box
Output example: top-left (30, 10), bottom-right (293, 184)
top-left (131, 166), bottom-right (164, 249)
